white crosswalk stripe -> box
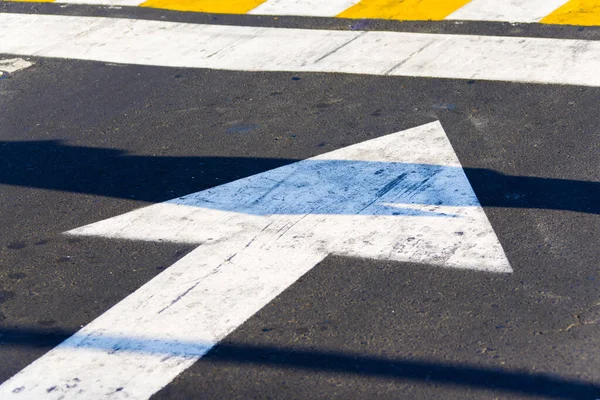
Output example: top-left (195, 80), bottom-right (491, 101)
top-left (447, 0), bottom-right (571, 23)
top-left (248, 0), bottom-right (361, 17)
top-left (1, 13), bottom-right (599, 87)
top-left (60, 0), bottom-right (142, 5)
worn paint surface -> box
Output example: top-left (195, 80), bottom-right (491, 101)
top-left (248, 0), bottom-right (361, 17)
top-left (338, 0), bottom-right (472, 21)
top-left (140, 0), bottom-right (267, 13)
top-left (60, 0), bottom-right (142, 5)
top-left (0, 58), bottom-right (34, 75)
top-left (542, 0), bottom-right (600, 26)
top-left (0, 121), bottom-right (511, 399)
top-left (2, 13), bottom-right (600, 87)
top-left (447, 0), bottom-right (571, 23)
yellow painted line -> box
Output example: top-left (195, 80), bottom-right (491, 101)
top-left (338, 0), bottom-right (472, 21)
top-left (140, 0), bottom-right (267, 14)
top-left (541, 0), bottom-right (600, 26)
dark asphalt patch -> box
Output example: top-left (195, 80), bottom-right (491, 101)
top-left (154, 257), bottom-right (600, 400)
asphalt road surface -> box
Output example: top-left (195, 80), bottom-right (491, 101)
top-left (1, 2), bottom-right (599, 399)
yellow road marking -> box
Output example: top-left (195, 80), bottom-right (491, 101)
top-left (542, 0), bottom-right (600, 26)
top-left (140, 0), bottom-right (267, 14)
top-left (338, 0), bottom-right (472, 21)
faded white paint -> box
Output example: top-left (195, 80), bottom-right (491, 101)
top-left (248, 0), bottom-right (361, 17)
top-left (1, 13), bottom-right (600, 86)
top-left (447, 0), bottom-right (570, 23)
top-left (0, 121), bottom-right (511, 399)
top-left (0, 58), bottom-right (33, 75)
top-left (59, 0), bottom-right (141, 6)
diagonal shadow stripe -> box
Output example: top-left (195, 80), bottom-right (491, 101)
top-left (1, 140), bottom-right (599, 215)
top-left (1, 327), bottom-right (599, 398)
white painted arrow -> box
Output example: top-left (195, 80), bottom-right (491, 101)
top-left (0, 121), bottom-right (510, 399)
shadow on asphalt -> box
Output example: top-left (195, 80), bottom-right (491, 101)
top-left (1, 326), bottom-right (599, 399)
top-left (1, 140), bottom-right (598, 215)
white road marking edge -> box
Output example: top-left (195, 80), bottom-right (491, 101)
top-left (1, 13), bottom-right (599, 86)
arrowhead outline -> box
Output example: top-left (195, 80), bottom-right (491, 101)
top-left (1, 121), bottom-right (511, 399)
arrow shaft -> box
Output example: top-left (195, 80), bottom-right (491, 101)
top-left (0, 216), bottom-right (326, 399)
